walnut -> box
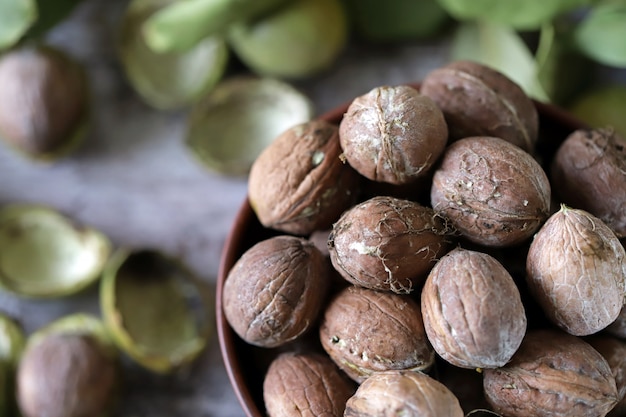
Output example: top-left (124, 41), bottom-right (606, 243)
top-left (421, 60), bottom-right (538, 152)
top-left (430, 136), bottom-right (551, 247)
top-left (319, 286), bottom-right (434, 383)
top-left (421, 247), bottom-right (527, 369)
top-left (338, 85), bottom-right (448, 185)
top-left (551, 127), bottom-right (626, 238)
top-left (328, 195), bottom-right (452, 294)
top-left (263, 351), bottom-right (355, 417)
top-left (223, 235), bottom-right (329, 347)
top-left (248, 120), bottom-right (359, 235)
top-left (483, 329), bottom-right (618, 417)
top-left (344, 370), bottom-right (464, 417)
top-left (526, 206), bottom-right (626, 336)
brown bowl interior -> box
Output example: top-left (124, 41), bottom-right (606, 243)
top-left (216, 83), bottom-right (588, 417)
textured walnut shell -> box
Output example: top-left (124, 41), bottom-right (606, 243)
top-left (263, 352), bottom-right (356, 417)
top-left (328, 196), bottom-right (452, 294)
top-left (420, 60), bottom-right (538, 152)
top-left (0, 45), bottom-right (87, 157)
top-left (483, 329), bottom-right (618, 417)
top-left (338, 85), bottom-right (448, 185)
top-left (551, 128), bottom-right (626, 238)
top-left (344, 370), bottom-right (464, 417)
top-left (16, 334), bottom-right (117, 417)
top-left (319, 286), bottom-right (434, 383)
top-left (421, 247), bottom-right (526, 369)
top-left (526, 206), bottom-right (626, 336)
top-left (430, 136), bottom-right (551, 247)
top-left (587, 335), bottom-right (626, 416)
top-left (249, 120), bottom-right (359, 235)
top-left (223, 235), bottom-right (329, 347)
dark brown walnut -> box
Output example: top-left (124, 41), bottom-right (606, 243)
top-left (420, 60), bottom-right (538, 152)
top-left (587, 335), bottom-right (626, 417)
top-left (0, 45), bottom-right (87, 158)
top-left (483, 329), bottom-right (618, 417)
top-left (430, 136), bottom-right (551, 247)
top-left (338, 84), bottom-right (448, 185)
top-left (328, 196), bottom-right (453, 294)
top-left (319, 286), bottom-right (434, 383)
top-left (526, 206), bottom-right (626, 336)
top-left (344, 370), bottom-right (464, 417)
top-left (551, 127), bottom-right (626, 238)
top-left (249, 120), bottom-right (359, 235)
top-left (223, 235), bottom-right (329, 347)
top-left (263, 352), bottom-right (356, 417)
top-left (421, 247), bottom-right (526, 369)
top-left (16, 334), bottom-right (117, 417)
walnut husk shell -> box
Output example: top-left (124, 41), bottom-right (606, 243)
top-left (263, 351), bottom-right (356, 417)
top-left (344, 370), bottom-right (464, 417)
top-left (483, 329), bottom-right (618, 417)
top-left (223, 235), bottom-right (329, 347)
top-left (420, 60), bottom-right (538, 152)
top-left (551, 127), bottom-right (626, 238)
top-left (421, 247), bottom-right (527, 369)
top-left (16, 333), bottom-right (117, 417)
top-left (328, 196), bottom-right (452, 294)
top-left (319, 286), bottom-right (434, 383)
top-left (526, 206), bottom-right (626, 336)
top-left (430, 136), bottom-right (551, 247)
top-left (338, 84), bottom-right (448, 185)
top-left (249, 120), bottom-right (359, 235)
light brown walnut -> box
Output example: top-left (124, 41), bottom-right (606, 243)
top-left (551, 127), bottom-right (626, 238)
top-left (421, 60), bottom-right (538, 152)
top-left (483, 329), bottom-right (618, 417)
top-left (344, 370), bottom-right (464, 417)
top-left (328, 196), bottom-right (452, 294)
top-left (430, 136), bottom-right (551, 247)
top-left (249, 120), bottom-right (359, 235)
top-left (526, 206), bottom-right (626, 336)
top-left (263, 352), bottom-right (355, 417)
top-left (223, 235), bottom-right (329, 347)
top-left (319, 286), bottom-right (434, 383)
top-left (421, 247), bottom-right (527, 369)
top-left (338, 84), bottom-right (448, 185)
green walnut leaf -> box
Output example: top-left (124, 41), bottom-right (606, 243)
top-left (341, 0), bottom-right (449, 43)
top-left (143, 0), bottom-right (291, 53)
top-left (451, 21), bottom-right (549, 101)
top-left (575, 2), bottom-right (626, 67)
top-left (0, 0), bottom-right (37, 50)
top-left (436, 0), bottom-right (590, 29)
top-left (535, 24), bottom-right (593, 104)
top-left (569, 85), bottom-right (626, 136)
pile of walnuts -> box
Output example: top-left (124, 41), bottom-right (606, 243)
top-left (223, 60), bottom-right (626, 417)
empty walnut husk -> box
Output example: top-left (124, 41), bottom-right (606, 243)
top-left (100, 249), bottom-right (211, 373)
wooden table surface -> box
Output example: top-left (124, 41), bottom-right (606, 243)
top-left (0, 1), bottom-right (450, 415)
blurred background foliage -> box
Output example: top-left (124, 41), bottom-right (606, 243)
top-left (1, 0), bottom-right (625, 161)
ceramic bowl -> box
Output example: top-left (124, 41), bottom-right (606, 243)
top-left (216, 83), bottom-right (587, 417)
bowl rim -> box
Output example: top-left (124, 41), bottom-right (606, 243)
top-left (215, 82), bottom-right (588, 417)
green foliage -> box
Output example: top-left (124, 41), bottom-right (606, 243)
top-left (569, 85), bottom-right (626, 136)
top-left (142, 0), bottom-right (291, 53)
top-left (341, 0), bottom-right (449, 43)
top-left (436, 0), bottom-right (590, 29)
top-left (575, 2), bottom-right (626, 67)
top-left (0, 0), bottom-right (37, 51)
